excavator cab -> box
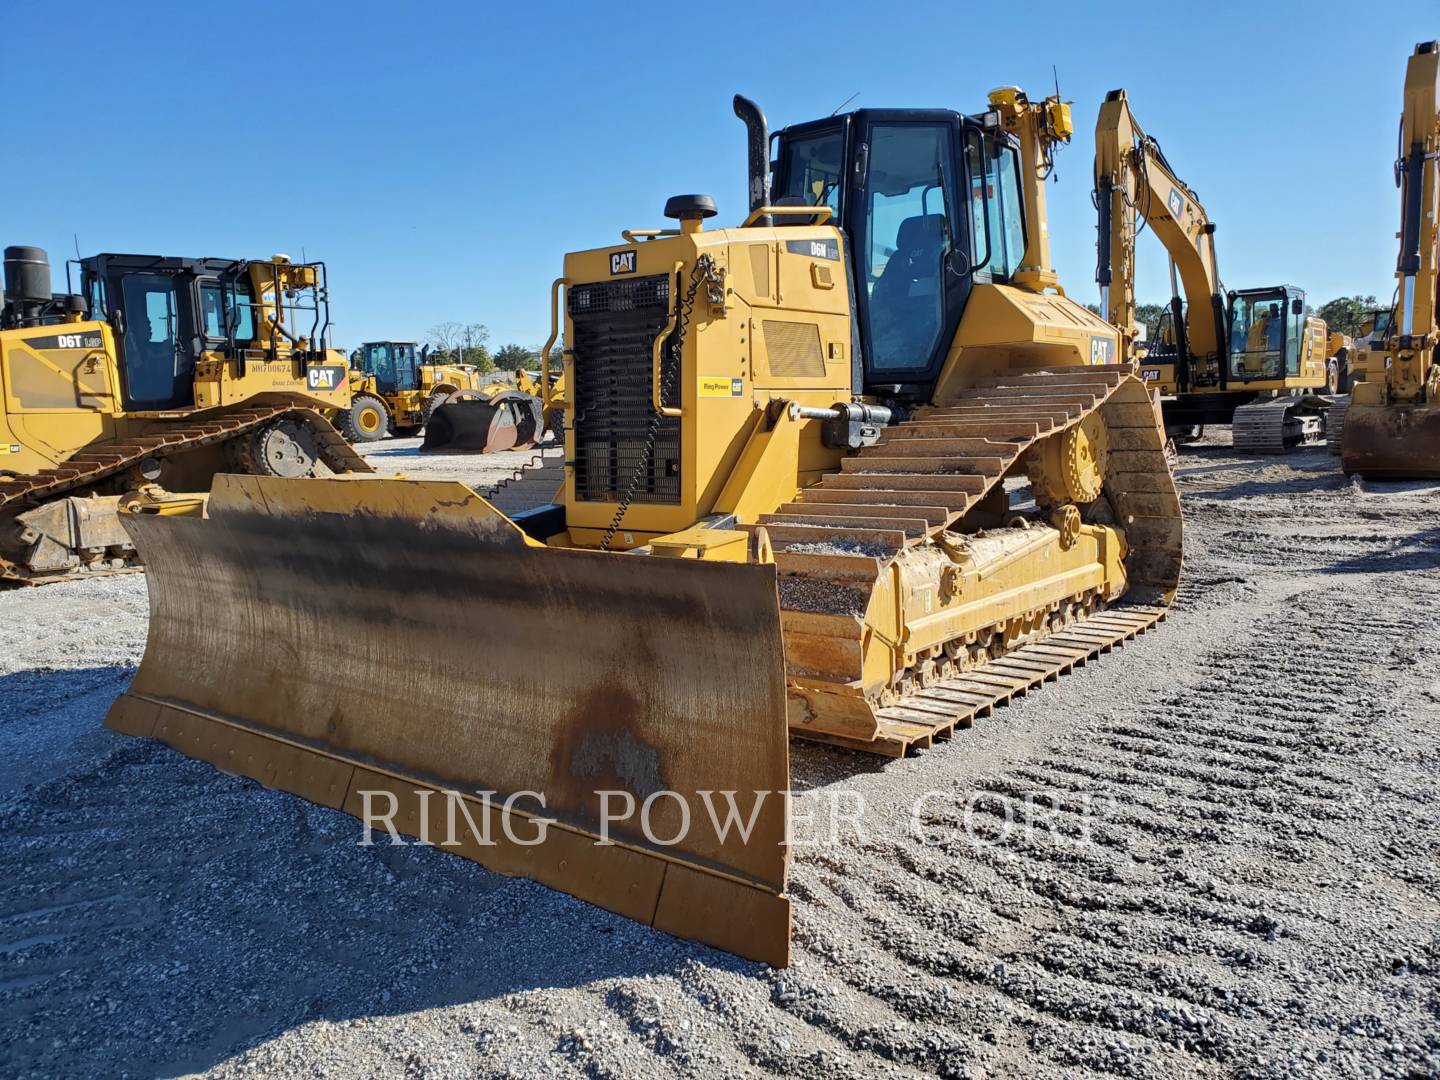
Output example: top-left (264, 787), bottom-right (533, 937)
top-left (1227, 286), bottom-right (1305, 382)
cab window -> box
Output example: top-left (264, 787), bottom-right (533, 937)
top-left (776, 128), bottom-right (844, 219)
top-left (1229, 294), bottom-right (1285, 379)
top-left (967, 133), bottom-right (1026, 279)
top-left (198, 281), bottom-right (255, 341)
top-left (985, 138), bottom-right (1025, 277)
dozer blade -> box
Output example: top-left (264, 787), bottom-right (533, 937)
top-left (422, 392), bottom-right (544, 453)
top-left (106, 474), bottom-right (792, 966)
top-left (1340, 401), bottom-right (1440, 479)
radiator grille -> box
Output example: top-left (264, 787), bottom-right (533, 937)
top-left (568, 275), bottom-right (669, 317)
top-left (762, 319), bottom-right (825, 377)
top-left (570, 274), bottom-right (681, 505)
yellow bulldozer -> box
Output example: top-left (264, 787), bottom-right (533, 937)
top-left (1342, 41), bottom-right (1440, 478)
top-left (0, 246), bottom-right (367, 584)
top-left (1095, 89), bottom-right (1341, 452)
top-left (106, 87), bottom-right (1181, 965)
top-left (335, 340), bottom-right (489, 441)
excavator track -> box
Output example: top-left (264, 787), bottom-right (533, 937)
top-left (0, 405), bottom-right (369, 585)
top-left (762, 366), bottom-right (1181, 757)
top-left (1231, 395), bottom-right (1329, 453)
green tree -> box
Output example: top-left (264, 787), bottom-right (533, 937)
top-left (493, 343), bottom-right (537, 372)
top-left (1084, 301), bottom-right (1170, 341)
top-left (426, 321), bottom-right (494, 372)
top-left (1316, 295), bottom-right (1380, 338)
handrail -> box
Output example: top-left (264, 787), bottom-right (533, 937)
top-left (740, 205), bottom-right (833, 228)
top-left (620, 229), bottom-right (681, 244)
top-left (539, 277), bottom-right (567, 407)
top-left (651, 262), bottom-right (685, 418)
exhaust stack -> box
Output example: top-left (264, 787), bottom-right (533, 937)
top-left (733, 95), bottom-right (771, 221)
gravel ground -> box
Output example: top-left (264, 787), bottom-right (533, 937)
top-left (2, 434), bottom-right (1438, 1079)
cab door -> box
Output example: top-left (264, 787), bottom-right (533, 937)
top-left (849, 115), bottom-right (969, 389)
top-left (394, 344), bottom-right (419, 392)
top-left (112, 270), bottom-right (196, 409)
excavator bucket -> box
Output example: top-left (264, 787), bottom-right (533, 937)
top-left (1340, 401), bottom-right (1440, 478)
top-left (422, 391), bottom-right (545, 453)
top-left (106, 474), bottom-right (793, 966)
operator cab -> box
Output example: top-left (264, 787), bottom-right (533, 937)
top-left (1227, 285), bottom-right (1306, 382)
top-left (354, 341), bottom-right (422, 393)
top-left (77, 254), bottom-right (258, 411)
top-left (770, 107), bottom-right (1029, 400)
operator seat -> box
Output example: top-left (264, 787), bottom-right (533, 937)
top-left (869, 214), bottom-right (945, 366)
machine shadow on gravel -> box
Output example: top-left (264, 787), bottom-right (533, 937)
top-left (1318, 524), bottom-right (1440, 575)
top-left (0, 681), bottom-right (747, 1079)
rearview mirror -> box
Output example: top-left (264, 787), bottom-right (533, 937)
top-left (1291, 298), bottom-right (1303, 316)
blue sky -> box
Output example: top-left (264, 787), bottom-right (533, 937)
top-left (7, 1), bottom-right (1433, 347)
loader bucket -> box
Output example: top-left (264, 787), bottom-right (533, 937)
top-left (1340, 401), bottom-right (1440, 479)
top-left (106, 474), bottom-right (793, 966)
top-left (422, 390), bottom-right (544, 453)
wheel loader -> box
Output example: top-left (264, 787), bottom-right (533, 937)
top-left (337, 340), bottom-right (489, 441)
top-left (1095, 89), bottom-right (1341, 452)
top-left (1342, 41), bottom-right (1440, 478)
top-left (0, 246), bottom-right (368, 584)
top-left (106, 87), bottom-right (1181, 966)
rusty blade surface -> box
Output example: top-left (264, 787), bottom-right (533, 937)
top-left (1340, 402), bottom-right (1440, 479)
top-left (115, 474), bottom-right (791, 959)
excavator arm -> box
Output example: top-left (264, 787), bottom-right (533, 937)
top-left (1094, 89), bottom-right (1226, 390)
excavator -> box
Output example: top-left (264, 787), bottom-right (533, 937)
top-left (1342, 41), bottom-right (1440, 478)
top-left (0, 246), bottom-right (367, 584)
top-left (337, 340), bottom-right (488, 441)
top-left (105, 86), bottom-right (1181, 966)
top-left (1095, 89), bottom-right (1338, 452)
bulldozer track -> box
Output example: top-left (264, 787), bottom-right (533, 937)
top-left (1231, 395), bottom-right (1329, 454)
top-left (797, 604), bottom-right (1167, 757)
top-left (0, 406), bottom-right (369, 585)
top-left (763, 366), bottom-right (1181, 756)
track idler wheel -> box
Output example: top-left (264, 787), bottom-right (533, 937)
top-left (1026, 413), bottom-right (1109, 507)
